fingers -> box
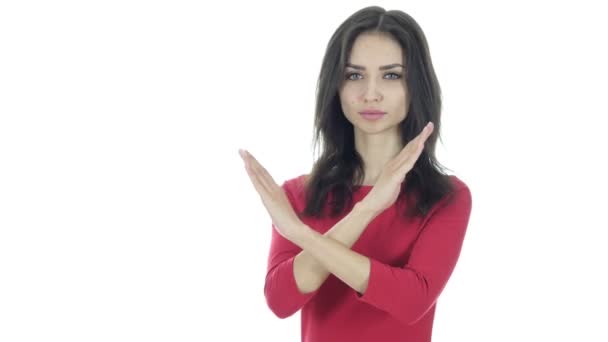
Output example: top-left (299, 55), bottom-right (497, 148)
top-left (413, 122), bottom-right (434, 146)
top-left (239, 149), bottom-right (277, 194)
top-left (395, 122), bottom-right (433, 156)
top-left (247, 151), bottom-right (277, 192)
top-left (240, 149), bottom-right (264, 193)
top-left (395, 122), bottom-right (434, 169)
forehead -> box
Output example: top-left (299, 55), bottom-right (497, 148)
top-left (347, 32), bottom-right (404, 65)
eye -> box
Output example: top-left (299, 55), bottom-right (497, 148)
top-left (344, 72), bottom-right (402, 80)
top-left (385, 72), bottom-right (402, 80)
top-left (345, 72), bottom-right (362, 81)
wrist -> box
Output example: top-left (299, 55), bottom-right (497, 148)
top-left (286, 222), bottom-right (312, 244)
top-left (353, 201), bottom-right (380, 223)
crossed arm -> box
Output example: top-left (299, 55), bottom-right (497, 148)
top-left (264, 185), bottom-right (472, 326)
top-left (291, 201), bottom-right (378, 295)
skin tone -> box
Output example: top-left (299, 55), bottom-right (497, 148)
top-left (339, 31), bottom-right (410, 185)
top-left (238, 121), bottom-right (432, 294)
top-left (238, 31), bottom-right (434, 295)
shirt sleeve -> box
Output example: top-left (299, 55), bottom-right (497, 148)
top-left (263, 180), bottom-right (320, 319)
top-left (353, 185), bottom-right (473, 326)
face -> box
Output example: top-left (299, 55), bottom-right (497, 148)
top-left (338, 32), bottom-right (409, 135)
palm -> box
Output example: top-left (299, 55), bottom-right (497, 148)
top-left (362, 122), bottom-right (434, 213)
top-left (238, 149), bottom-right (302, 239)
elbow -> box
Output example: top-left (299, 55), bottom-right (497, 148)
top-left (270, 307), bottom-right (296, 319)
top-left (264, 280), bottom-right (300, 319)
top-left (263, 258), bottom-right (310, 319)
top-left (399, 274), bottom-right (443, 326)
top-left (264, 292), bottom-right (298, 319)
top-left (389, 281), bottom-right (439, 326)
top-left (398, 298), bottom-right (438, 326)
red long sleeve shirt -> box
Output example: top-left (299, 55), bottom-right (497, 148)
top-left (264, 174), bottom-right (472, 342)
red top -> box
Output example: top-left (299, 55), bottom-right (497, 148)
top-left (264, 174), bottom-right (472, 342)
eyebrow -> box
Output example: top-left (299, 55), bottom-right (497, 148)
top-left (345, 63), bottom-right (404, 70)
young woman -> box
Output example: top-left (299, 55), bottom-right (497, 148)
top-left (239, 6), bottom-right (472, 342)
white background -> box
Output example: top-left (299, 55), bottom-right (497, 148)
top-left (1, 0), bottom-right (607, 341)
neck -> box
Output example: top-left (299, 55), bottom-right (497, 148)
top-left (354, 127), bottom-right (403, 185)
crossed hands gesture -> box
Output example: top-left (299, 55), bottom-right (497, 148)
top-left (238, 122), bottom-right (434, 239)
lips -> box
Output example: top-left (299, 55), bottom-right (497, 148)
top-left (360, 112), bottom-right (386, 121)
top-left (359, 109), bottom-right (386, 115)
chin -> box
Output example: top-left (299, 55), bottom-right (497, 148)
top-left (354, 123), bottom-right (391, 135)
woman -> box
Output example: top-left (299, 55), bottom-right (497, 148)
top-left (239, 6), bottom-right (472, 342)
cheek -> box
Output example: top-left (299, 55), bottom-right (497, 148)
top-left (390, 87), bottom-right (408, 104)
top-left (342, 81), bottom-right (364, 94)
top-left (339, 89), bottom-right (357, 105)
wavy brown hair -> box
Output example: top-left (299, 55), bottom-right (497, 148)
top-left (300, 6), bottom-right (456, 219)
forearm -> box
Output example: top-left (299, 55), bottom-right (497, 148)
top-left (292, 202), bottom-right (378, 293)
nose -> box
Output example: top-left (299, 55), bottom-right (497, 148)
top-left (362, 80), bottom-right (383, 102)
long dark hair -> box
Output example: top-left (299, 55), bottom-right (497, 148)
top-left (301, 6), bottom-right (456, 219)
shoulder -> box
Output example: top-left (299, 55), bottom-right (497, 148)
top-left (418, 174), bottom-right (472, 221)
top-left (280, 173), bottom-right (310, 207)
top-left (448, 175), bottom-right (470, 195)
top-left (437, 174), bottom-right (472, 213)
top-left (281, 173), bottom-right (308, 192)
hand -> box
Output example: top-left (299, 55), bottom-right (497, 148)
top-left (360, 122), bottom-right (435, 214)
top-left (238, 149), bottom-right (303, 240)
